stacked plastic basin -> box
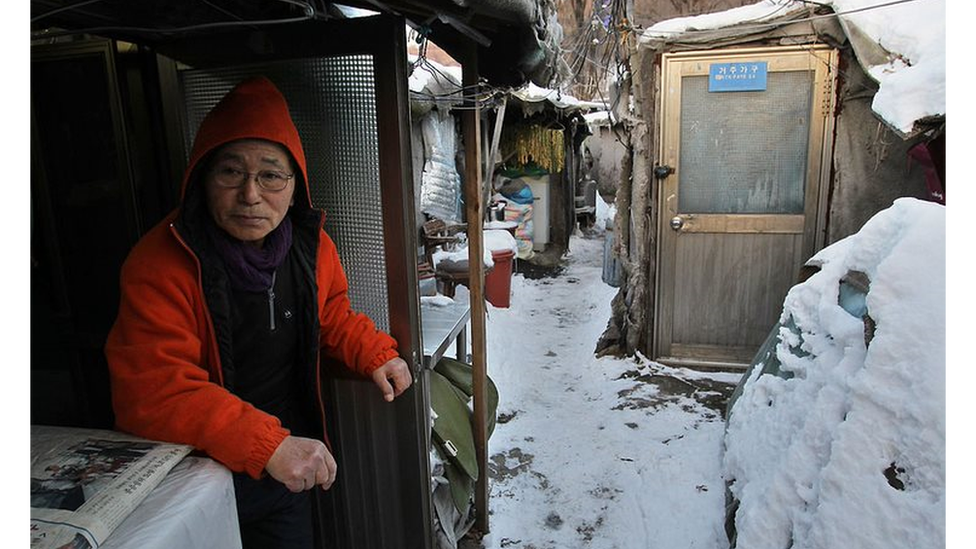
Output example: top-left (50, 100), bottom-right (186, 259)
top-left (483, 228), bottom-right (518, 308)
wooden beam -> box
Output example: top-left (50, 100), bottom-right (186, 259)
top-left (460, 44), bottom-right (490, 535)
top-left (484, 95), bottom-right (508, 199)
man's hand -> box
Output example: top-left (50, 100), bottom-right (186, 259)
top-left (265, 436), bottom-right (337, 492)
top-left (371, 357), bottom-right (413, 402)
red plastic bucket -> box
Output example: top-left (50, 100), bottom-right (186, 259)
top-left (485, 249), bottom-right (515, 308)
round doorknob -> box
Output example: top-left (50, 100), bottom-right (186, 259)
top-left (670, 216), bottom-right (684, 231)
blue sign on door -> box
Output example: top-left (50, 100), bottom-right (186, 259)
top-left (709, 61), bottom-right (768, 92)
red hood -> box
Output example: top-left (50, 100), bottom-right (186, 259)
top-left (182, 76), bottom-right (311, 208)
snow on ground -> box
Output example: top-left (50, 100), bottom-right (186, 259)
top-left (467, 199), bottom-right (742, 549)
top-left (457, 197), bottom-right (945, 549)
top-left (724, 198), bottom-right (946, 549)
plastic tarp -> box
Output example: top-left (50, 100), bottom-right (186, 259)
top-left (420, 109), bottom-right (462, 223)
top-left (430, 357), bottom-right (499, 549)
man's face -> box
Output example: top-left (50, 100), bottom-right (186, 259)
top-left (204, 139), bottom-right (296, 248)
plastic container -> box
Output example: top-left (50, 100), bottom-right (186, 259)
top-left (484, 249), bottom-right (515, 308)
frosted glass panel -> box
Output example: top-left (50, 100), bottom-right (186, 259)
top-left (678, 71), bottom-right (813, 214)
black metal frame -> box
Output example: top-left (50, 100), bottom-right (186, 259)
top-left (31, 38), bottom-right (143, 430)
top-left (32, 38), bottom-right (143, 259)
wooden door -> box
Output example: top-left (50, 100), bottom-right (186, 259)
top-left (654, 46), bottom-right (836, 369)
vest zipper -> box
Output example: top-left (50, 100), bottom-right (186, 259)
top-left (268, 270), bottom-right (277, 332)
top-left (170, 223), bottom-right (226, 386)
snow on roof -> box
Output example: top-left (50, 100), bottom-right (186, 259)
top-left (640, 0), bottom-right (946, 136)
top-left (408, 55), bottom-right (463, 95)
top-left (832, 0), bottom-right (945, 134)
top-left (583, 110), bottom-right (612, 127)
top-left (409, 56), bottom-right (605, 118)
top-left (510, 82), bottom-right (606, 117)
top-left (513, 82), bottom-right (579, 108)
top-left (639, 0), bottom-right (808, 36)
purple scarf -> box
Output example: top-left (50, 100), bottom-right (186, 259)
top-left (207, 216), bottom-right (293, 292)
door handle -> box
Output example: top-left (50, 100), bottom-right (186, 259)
top-left (654, 165), bottom-right (674, 180)
top-left (670, 216), bottom-right (684, 231)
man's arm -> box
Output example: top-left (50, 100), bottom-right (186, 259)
top-left (106, 232), bottom-right (290, 478)
top-left (315, 232), bottom-right (413, 400)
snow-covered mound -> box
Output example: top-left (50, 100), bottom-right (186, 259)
top-left (724, 197), bottom-right (946, 549)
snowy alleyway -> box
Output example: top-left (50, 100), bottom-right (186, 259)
top-left (462, 224), bottom-right (743, 549)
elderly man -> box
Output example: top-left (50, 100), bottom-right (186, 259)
top-left (105, 76), bottom-right (412, 548)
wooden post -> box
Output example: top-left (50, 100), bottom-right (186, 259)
top-left (460, 46), bottom-right (490, 535)
top-left (484, 96), bottom-right (508, 212)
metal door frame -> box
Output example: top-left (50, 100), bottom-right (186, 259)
top-left (156, 15), bottom-right (430, 548)
top-left (31, 38), bottom-right (143, 427)
top-left (653, 45), bottom-right (837, 369)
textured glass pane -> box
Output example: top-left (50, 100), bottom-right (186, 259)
top-left (678, 71), bottom-right (813, 214)
top-left (180, 58), bottom-right (390, 331)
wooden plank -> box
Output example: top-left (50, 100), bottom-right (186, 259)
top-left (656, 354), bottom-right (752, 372)
top-left (460, 47), bottom-right (490, 535)
top-left (669, 343), bottom-right (758, 364)
top-left (677, 214), bottom-right (805, 234)
top-left (484, 96), bottom-right (507, 190)
top-left (373, 20), bottom-right (434, 549)
top-left (811, 49), bottom-right (839, 253)
top-left (670, 232), bottom-right (800, 349)
top-left (671, 45), bottom-right (835, 76)
top-left (653, 58), bottom-right (684, 359)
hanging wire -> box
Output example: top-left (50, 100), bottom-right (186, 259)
top-left (557, 0), bottom-right (623, 103)
top-left (31, 0), bottom-right (319, 39)
top-left (31, 0), bottom-right (107, 24)
top-left (201, 0), bottom-right (247, 22)
top-left (406, 25), bottom-right (513, 110)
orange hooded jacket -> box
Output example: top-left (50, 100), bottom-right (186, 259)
top-left (105, 77), bottom-right (400, 479)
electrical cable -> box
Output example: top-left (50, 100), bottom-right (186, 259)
top-left (31, 0), bottom-right (107, 24)
top-left (31, 0), bottom-right (318, 38)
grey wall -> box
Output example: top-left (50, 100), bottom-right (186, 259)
top-left (582, 126), bottom-right (628, 202)
top-left (826, 54), bottom-right (931, 244)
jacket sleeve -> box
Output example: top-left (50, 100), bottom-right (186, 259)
top-left (105, 231), bottom-right (289, 479)
top-left (315, 231), bottom-right (400, 375)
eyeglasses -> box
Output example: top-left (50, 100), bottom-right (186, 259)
top-left (210, 165), bottom-right (295, 192)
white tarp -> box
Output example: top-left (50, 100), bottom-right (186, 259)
top-left (419, 109), bottom-right (463, 223)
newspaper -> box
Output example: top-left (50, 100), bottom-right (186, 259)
top-left (30, 426), bottom-right (193, 549)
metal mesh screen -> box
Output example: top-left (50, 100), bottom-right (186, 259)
top-left (180, 58), bottom-right (390, 331)
top-left (678, 70), bottom-right (813, 214)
